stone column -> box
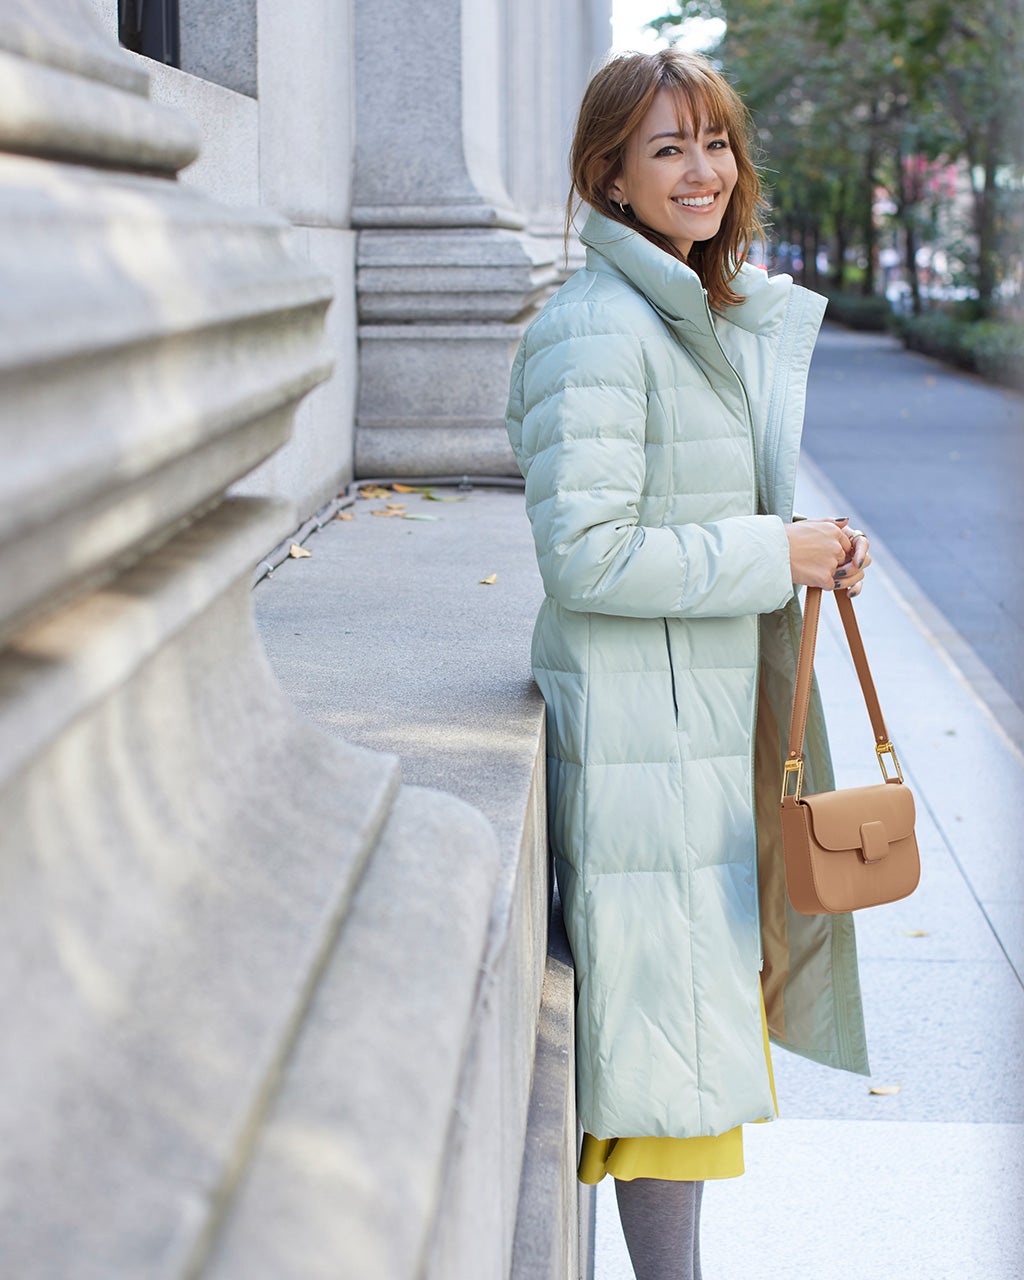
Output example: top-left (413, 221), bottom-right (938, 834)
top-left (0, 4), bottom-right (498, 1274)
top-left (352, 0), bottom-right (559, 477)
top-left (236, 0), bottom-right (360, 511)
top-left (178, 0), bottom-right (258, 96)
top-left (504, 0), bottom-right (569, 259)
top-left (503, 0), bottom-right (612, 272)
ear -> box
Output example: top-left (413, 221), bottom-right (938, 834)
top-left (606, 176), bottom-right (627, 205)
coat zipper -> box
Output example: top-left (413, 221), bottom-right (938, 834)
top-left (664, 618), bottom-right (679, 720)
top-left (703, 290), bottom-right (764, 968)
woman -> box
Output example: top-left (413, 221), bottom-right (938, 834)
top-left (506, 49), bottom-right (873, 1279)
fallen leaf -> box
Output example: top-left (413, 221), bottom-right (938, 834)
top-left (391, 483), bottom-right (422, 493)
top-left (479, 573), bottom-right (497, 585)
top-left (371, 508), bottom-right (405, 518)
top-left (385, 502), bottom-right (406, 511)
top-left (289, 543), bottom-right (312, 558)
top-left (403, 513), bottom-right (439, 521)
top-left (358, 485), bottom-right (392, 499)
top-left (903, 930), bottom-right (929, 937)
top-left (869, 1083), bottom-right (902, 1096)
top-left (336, 511), bottom-right (354, 521)
top-left (423, 490), bottom-right (465, 502)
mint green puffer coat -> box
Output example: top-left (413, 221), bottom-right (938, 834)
top-left (506, 209), bottom-right (869, 1141)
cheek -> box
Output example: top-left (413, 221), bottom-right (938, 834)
top-left (724, 157), bottom-right (739, 194)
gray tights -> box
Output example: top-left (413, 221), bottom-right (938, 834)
top-left (614, 1176), bottom-right (704, 1280)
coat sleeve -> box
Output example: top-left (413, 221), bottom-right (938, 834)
top-left (509, 308), bottom-right (795, 620)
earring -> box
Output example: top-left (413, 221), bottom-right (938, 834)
top-left (618, 201), bottom-right (630, 217)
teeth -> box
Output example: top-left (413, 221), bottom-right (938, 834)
top-left (676, 195), bottom-right (716, 207)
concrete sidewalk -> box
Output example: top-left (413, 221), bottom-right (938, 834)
top-left (595, 464), bottom-right (1024, 1280)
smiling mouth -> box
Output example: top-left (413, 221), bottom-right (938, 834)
top-left (672, 194), bottom-right (718, 209)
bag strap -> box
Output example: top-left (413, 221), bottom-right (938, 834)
top-left (783, 587), bottom-right (904, 800)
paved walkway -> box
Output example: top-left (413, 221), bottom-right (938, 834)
top-left (594, 460), bottom-right (1024, 1280)
top-left (802, 325), bottom-right (1024, 747)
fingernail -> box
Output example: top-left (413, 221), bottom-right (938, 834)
top-left (855, 558), bottom-right (864, 569)
top-left (834, 568), bottom-right (847, 579)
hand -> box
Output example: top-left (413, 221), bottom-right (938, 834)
top-left (835, 527), bottom-right (872, 598)
top-left (785, 518), bottom-right (855, 590)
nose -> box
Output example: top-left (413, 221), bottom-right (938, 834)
top-left (683, 145), bottom-right (715, 184)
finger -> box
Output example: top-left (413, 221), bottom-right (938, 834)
top-left (829, 535), bottom-right (855, 565)
top-left (839, 534), bottom-right (869, 568)
top-left (834, 560), bottom-right (866, 590)
top-left (852, 534), bottom-right (870, 568)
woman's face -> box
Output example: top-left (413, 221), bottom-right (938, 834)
top-left (607, 87), bottom-right (738, 259)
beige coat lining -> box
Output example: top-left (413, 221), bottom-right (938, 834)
top-left (756, 664), bottom-right (790, 1043)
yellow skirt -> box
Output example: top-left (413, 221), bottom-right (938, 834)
top-left (578, 984), bottom-right (778, 1184)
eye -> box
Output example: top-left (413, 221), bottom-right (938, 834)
top-left (708, 137), bottom-right (730, 150)
top-left (654, 144), bottom-right (681, 157)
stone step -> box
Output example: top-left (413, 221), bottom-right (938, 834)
top-left (0, 499), bottom-right (403, 1277)
top-left (198, 784), bottom-right (501, 1279)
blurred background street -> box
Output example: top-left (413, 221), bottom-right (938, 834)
top-left (803, 325), bottom-right (1024, 739)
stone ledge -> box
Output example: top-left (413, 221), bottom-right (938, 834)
top-left (199, 785), bottom-right (502, 1279)
top-left (0, 500), bottom-right (406, 1276)
top-left (254, 484), bottom-right (580, 1277)
top-left (510, 917), bottom-right (582, 1280)
top-left (0, 32), bottom-right (198, 172)
top-left (0, 149), bottom-right (332, 639)
top-left (0, 498), bottom-right (293, 787)
top-left (356, 425), bottom-right (519, 479)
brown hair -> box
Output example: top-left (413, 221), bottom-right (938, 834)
top-left (568, 49), bottom-right (766, 309)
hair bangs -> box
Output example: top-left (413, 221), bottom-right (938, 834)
top-left (661, 63), bottom-right (742, 147)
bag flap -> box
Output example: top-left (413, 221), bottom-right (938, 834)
top-left (801, 781), bottom-right (916, 851)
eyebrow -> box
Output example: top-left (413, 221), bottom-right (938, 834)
top-left (646, 127), bottom-right (724, 143)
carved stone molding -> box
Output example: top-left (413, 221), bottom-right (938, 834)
top-left (0, 7), bottom-right (503, 1276)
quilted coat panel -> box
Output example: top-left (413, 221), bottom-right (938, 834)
top-left (507, 209), bottom-right (868, 1138)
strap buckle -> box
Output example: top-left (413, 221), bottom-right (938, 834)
top-left (876, 740), bottom-right (904, 783)
top-left (781, 757), bottom-right (804, 802)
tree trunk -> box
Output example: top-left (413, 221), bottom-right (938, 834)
top-left (861, 103), bottom-right (879, 296)
top-left (832, 220), bottom-right (847, 291)
top-left (799, 223), bottom-right (812, 287)
top-left (975, 135), bottom-right (1000, 317)
top-left (810, 223), bottom-right (821, 291)
top-left (905, 221), bottom-right (922, 315)
top-left (894, 137), bottom-right (922, 316)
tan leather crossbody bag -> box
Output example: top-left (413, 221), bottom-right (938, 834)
top-left (780, 586), bottom-right (921, 915)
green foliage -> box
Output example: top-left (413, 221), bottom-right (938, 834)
top-left (823, 292), bottom-right (892, 331)
top-left (892, 313), bottom-right (1024, 388)
top-left (649, 0), bottom-right (1024, 310)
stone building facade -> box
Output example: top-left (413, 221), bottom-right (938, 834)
top-left (89, 0), bottom-right (609, 507)
top-left (0, 0), bottom-right (610, 1276)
